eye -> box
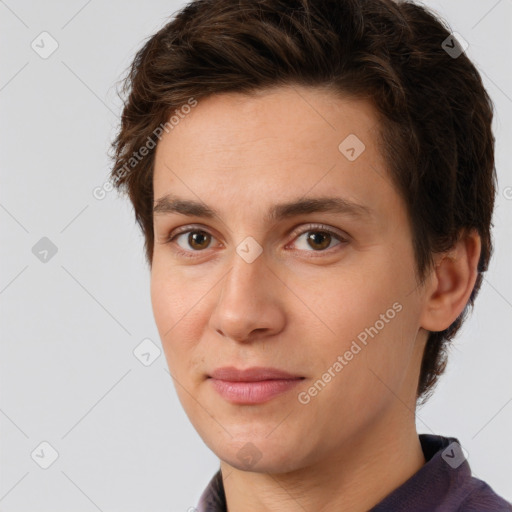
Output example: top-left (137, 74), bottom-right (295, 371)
top-left (289, 224), bottom-right (348, 253)
top-left (163, 223), bottom-right (348, 259)
top-left (172, 229), bottom-right (218, 252)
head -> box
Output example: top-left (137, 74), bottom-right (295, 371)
top-left (109, 0), bottom-right (496, 471)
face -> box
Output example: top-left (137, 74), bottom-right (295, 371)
top-left (151, 86), bottom-right (429, 473)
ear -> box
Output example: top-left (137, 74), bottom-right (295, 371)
top-left (419, 229), bottom-right (482, 332)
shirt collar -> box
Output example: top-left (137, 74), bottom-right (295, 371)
top-left (196, 434), bottom-right (477, 512)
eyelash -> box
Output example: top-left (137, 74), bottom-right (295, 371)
top-left (164, 224), bottom-right (349, 259)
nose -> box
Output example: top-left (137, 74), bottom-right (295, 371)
top-left (208, 248), bottom-right (286, 343)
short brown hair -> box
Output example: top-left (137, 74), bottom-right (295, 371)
top-left (109, 0), bottom-right (496, 405)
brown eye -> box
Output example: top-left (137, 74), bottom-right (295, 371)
top-left (292, 227), bottom-right (345, 252)
top-left (306, 231), bottom-right (332, 250)
top-left (185, 230), bottom-right (212, 250)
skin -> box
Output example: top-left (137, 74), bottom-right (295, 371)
top-left (150, 85), bottom-right (481, 512)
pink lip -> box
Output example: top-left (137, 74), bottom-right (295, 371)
top-left (208, 366), bottom-right (304, 404)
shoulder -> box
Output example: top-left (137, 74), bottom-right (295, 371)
top-left (457, 476), bottom-right (512, 512)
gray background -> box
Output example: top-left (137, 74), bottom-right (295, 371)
top-left (1, 0), bottom-right (511, 510)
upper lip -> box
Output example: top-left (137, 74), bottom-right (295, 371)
top-left (209, 366), bottom-right (303, 382)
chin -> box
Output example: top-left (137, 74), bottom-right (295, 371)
top-left (223, 451), bottom-right (302, 474)
top-left (211, 434), bottom-right (308, 474)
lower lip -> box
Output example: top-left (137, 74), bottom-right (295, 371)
top-left (209, 378), bottom-right (302, 404)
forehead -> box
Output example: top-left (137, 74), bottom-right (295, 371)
top-left (154, 86), bottom-right (380, 165)
top-left (152, 86), bottom-right (400, 224)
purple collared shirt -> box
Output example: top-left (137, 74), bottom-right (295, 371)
top-left (197, 434), bottom-right (511, 511)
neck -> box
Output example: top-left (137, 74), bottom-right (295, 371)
top-left (220, 411), bottom-right (425, 512)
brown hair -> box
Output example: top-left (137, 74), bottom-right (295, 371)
top-left (109, 0), bottom-right (496, 405)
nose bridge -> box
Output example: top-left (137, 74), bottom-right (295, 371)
top-left (221, 230), bottom-right (267, 298)
top-left (220, 248), bottom-right (266, 313)
top-left (210, 246), bottom-right (283, 341)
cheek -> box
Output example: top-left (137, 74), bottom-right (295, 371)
top-left (299, 267), bottom-right (393, 343)
top-left (305, 308), bottom-right (413, 435)
top-left (150, 267), bottom-right (204, 365)
top-left (150, 258), bottom-right (204, 327)
top-left (307, 262), bottom-right (415, 385)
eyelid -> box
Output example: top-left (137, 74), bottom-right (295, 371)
top-left (287, 223), bottom-right (348, 244)
top-left (169, 224), bottom-right (215, 239)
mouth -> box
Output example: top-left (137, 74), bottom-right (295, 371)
top-left (207, 366), bottom-right (305, 404)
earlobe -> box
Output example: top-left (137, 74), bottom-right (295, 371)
top-left (419, 230), bottom-right (481, 333)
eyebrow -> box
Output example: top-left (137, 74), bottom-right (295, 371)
top-left (153, 193), bottom-right (374, 223)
